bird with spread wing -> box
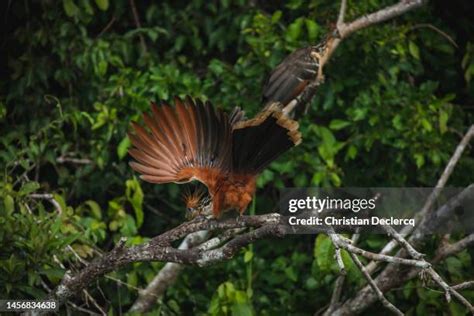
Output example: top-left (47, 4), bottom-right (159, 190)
top-left (128, 96), bottom-right (301, 218)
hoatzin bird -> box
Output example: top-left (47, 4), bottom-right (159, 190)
top-left (262, 42), bottom-right (328, 107)
top-left (128, 97), bottom-right (301, 218)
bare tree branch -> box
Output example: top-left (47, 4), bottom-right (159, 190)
top-left (337, 0), bottom-right (348, 26)
top-left (452, 281), bottom-right (474, 291)
top-left (434, 233), bottom-right (474, 262)
top-left (57, 156), bottom-right (93, 165)
top-left (128, 226), bottom-right (245, 312)
top-left (128, 223), bottom-right (247, 313)
top-left (128, 231), bottom-right (209, 313)
top-left (47, 214), bottom-right (283, 310)
top-left (324, 232), bottom-right (360, 316)
top-left (338, 0), bottom-right (427, 38)
top-left (330, 233), bottom-right (430, 269)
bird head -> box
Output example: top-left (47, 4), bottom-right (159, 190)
top-left (182, 185), bottom-right (211, 219)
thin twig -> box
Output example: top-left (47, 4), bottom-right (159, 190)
top-left (349, 252), bottom-right (404, 316)
top-left (382, 225), bottom-right (474, 312)
top-left (331, 233), bottom-right (430, 269)
top-left (129, 0), bottom-right (147, 54)
top-left (29, 193), bottom-right (62, 214)
top-left (329, 233), bottom-right (346, 275)
top-left (82, 290), bottom-right (107, 316)
top-left (409, 23), bottom-right (458, 48)
top-left (67, 301), bottom-right (101, 316)
top-left (97, 16), bottom-right (116, 37)
top-left (323, 231), bottom-right (360, 316)
top-left (57, 156), bottom-right (92, 165)
top-left (337, 0), bottom-right (348, 26)
top-left (417, 125), bottom-right (473, 217)
top-left (434, 234), bottom-right (474, 262)
top-left (452, 281), bottom-right (474, 291)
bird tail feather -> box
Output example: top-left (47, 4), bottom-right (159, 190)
top-left (231, 104), bottom-right (301, 174)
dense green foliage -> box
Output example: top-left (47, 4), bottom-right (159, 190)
top-left (1, 0), bottom-right (473, 314)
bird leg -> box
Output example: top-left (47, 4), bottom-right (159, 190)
top-left (310, 51), bottom-right (325, 83)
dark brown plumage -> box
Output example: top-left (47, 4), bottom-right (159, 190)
top-left (128, 97), bottom-right (301, 217)
top-left (262, 43), bottom-right (327, 106)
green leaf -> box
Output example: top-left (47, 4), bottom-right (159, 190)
top-left (285, 18), bottom-right (304, 42)
top-left (284, 266), bottom-right (298, 282)
top-left (117, 136), bottom-right (131, 160)
top-left (53, 193), bottom-right (67, 214)
top-left (449, 301), bottom-right (467, 316)
top-left (95, 0), bottom-right (109, 10)
top-left (231, 302), bottom-right (253, 316)
top-left (345, 145), bottom-right (357, 160)
top-left (85, 200), bottom-right (102, 219)
top-left (63, 0), bottom-right (80, 17)
top-left (19, 182), bottom-right (40, 196)
top-left (3, 195), bottom-right (15, 215)
top-left (445, 257), bottom-right (463, 278)
top-left (0, 101), bottom-right (6, 119)
top-left (439, 110), bottom-right (449, 134)
top-left (244, 250), bottom-right (253, 263)
top-left (409, 41), bottom-right (420, 60)
top-left (329, 119), bottom-right (351, 130)
top-left (305, 19), bottom-right (320, 41)
top-left (392, 114), bottom-right (403, 130)
top-left (305, 277), bottom-right (318, 290)
top-left (126, 178), bottom-right (144, 228)
top-left (414, 153), bottom-right (425, 168)
top-left (314, 234), bottom-right (334, 272)
top-left (420, 118), bottom-right (433, 132)
top-left (271, 11), bottom-right (282, 23)
top-left (465, 63), bottom-right (474, 83)
top-left (38, 268), bottom-right (65, 280)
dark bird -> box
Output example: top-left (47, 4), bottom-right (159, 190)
top-left (262, 42), bottom-right (328, 107)
top-left (128, 96), bottom-right (301, 218)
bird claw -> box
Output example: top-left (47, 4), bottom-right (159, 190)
top-left (236, 213), bottom-right (245, 225)
top-left (186, 209), bottom-right (205, 221)
top-left (195, 213), bottom-right (208, 221)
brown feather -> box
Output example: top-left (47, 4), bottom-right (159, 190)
top-left (129, 161), bottom-right (174, 177)
top-left (128, 149), bottom-right (174, 173)
top-left (175, 97), bottom-right (197, 163)
top-left (128, 97), bottom-right (233, 188)
top-left (129, 124), bottom-right (179, 168)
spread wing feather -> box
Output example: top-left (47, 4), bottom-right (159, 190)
top-left (128, 97), bottom-right (232, 185)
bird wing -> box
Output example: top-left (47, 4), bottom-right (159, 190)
top-left (232, 104), bottom-right (301, 174)
top-left (128, 96), bottom-right (233, 186)
top-left (262, 46), bottom-right (319, 106)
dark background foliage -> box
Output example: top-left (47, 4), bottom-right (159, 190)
top-left (0, 0), bottom-right (473, 314)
